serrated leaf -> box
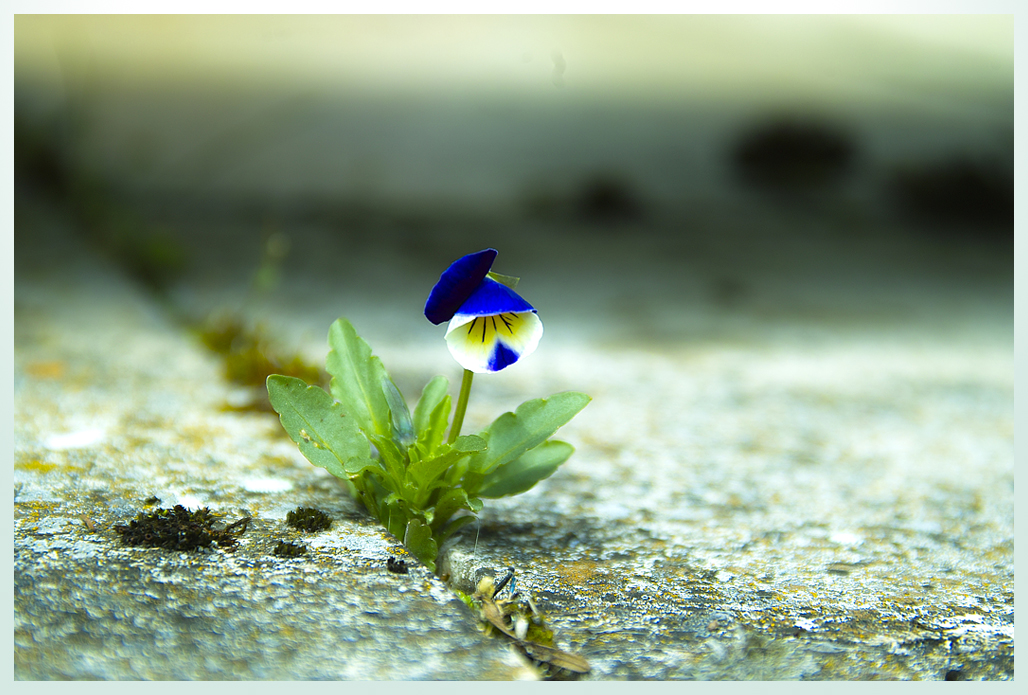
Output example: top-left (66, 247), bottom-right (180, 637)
top-left (325, 318), bottom-right (393, 439)
top-left (467, 391), bottom-right (591, 475)
top-left (266, 375), bottom-right (373, 480)
top-left (403, 518), bottom-right (438, 571)
top-left (476, 440), bottom-right (575, 498)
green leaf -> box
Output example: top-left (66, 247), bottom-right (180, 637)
top-left (325, 318), bottom-right (393, 439)
top-left (460, 469), bottom-right (485, 498)
top-left (476, 440), bottom-right (575, 498)
top-left (406, 435), bottom-right (486, 505)
top-left (403, 518), bottom-right (438, 572)
top-left (486, 271), bottom-right (520, 290)
top-left (453, 434), bottom-right (488, 453)
top-left (368, 433), bottom-right (411, 493)
top-left (382, 376), bottom-right (415, 448)
top-left (467, 391), bottom-right (591, 476)
top-left (436, 514), bottom-right (479, 545)
top-left (428, 487), bottom-right (481, 532)
top-left (417, 395), bottom-right (452, 458)
top-left (413, 375), bottom-right (449, 435)
top-left (266, 375), bottom-right (373, 480)
top-left (348, 460), bottom-right (389, 482)
top-left (382, 497), bottom-right (410, 539)
top-left (408, 449), bottom-right (462, 493)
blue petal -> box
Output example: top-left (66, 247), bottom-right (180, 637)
top-left (451, 277), bottom-right (534, 319)
top-left (488, 342), bottom-right (520, 372)
top-left (424, 248), bottom-right (497, 325)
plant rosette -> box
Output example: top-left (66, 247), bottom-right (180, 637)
top-left (267, 249), bottom-right (590, 571)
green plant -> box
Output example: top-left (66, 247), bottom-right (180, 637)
top-left (266, 249), bottom-right (590, 571)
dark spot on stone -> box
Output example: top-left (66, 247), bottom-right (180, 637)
top-left (143, 496), bottom-right (162, 506)
top-left (386, 556), bottom-right (409, 574)
top-left (286, 506), bottom-right (332, 532)
top-left (605, 549), bottom-right (634, 561)
top-left (945, 669), bottom-right (964, 681)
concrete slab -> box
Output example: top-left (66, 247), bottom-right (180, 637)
top-left (14, 190), bottom-right (1012, 680)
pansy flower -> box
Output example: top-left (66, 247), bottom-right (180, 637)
top-left (425, 248), bottom-right (543, 373)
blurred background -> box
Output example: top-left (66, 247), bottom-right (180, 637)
top-left (12, 17), bottom-right (1016, 681)
top-left (14, 14), bottom-right (1013, 404)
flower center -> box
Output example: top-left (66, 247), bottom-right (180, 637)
top-left (464, 312), bottom-right (524, 344)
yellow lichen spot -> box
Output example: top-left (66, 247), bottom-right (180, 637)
top-left (14, 500), bottom-right (61, 519)
top-left (16, 460), bottom-right (58, 474)
top-left (24, 361), bottom-right (66, 379)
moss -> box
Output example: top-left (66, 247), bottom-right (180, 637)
top-left (114, 505), bottom-right (250, 551)
top-left (199, 316), bottom-right (323, 386)
top-left (273, 541), bottom-right (307, 558)
top-left (197, 316), bottom-right (325, 412)
top-left (286, 507), bottom-right (332, 533)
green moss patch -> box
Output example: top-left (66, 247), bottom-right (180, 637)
top-left (114, 505), bottom-right (250, 551)
top-left (286, 507), bottom-right (332, 532)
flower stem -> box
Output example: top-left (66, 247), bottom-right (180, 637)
top-left (448, 369), bottom-right (474, 444)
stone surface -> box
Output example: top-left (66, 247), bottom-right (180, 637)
top-left (13, 201), bottom-right (534, 680)
top-left (14, 190), bottom-right (1013, 680)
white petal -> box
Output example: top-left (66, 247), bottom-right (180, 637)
top-left (445, 311), bottom-right (543, 373)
